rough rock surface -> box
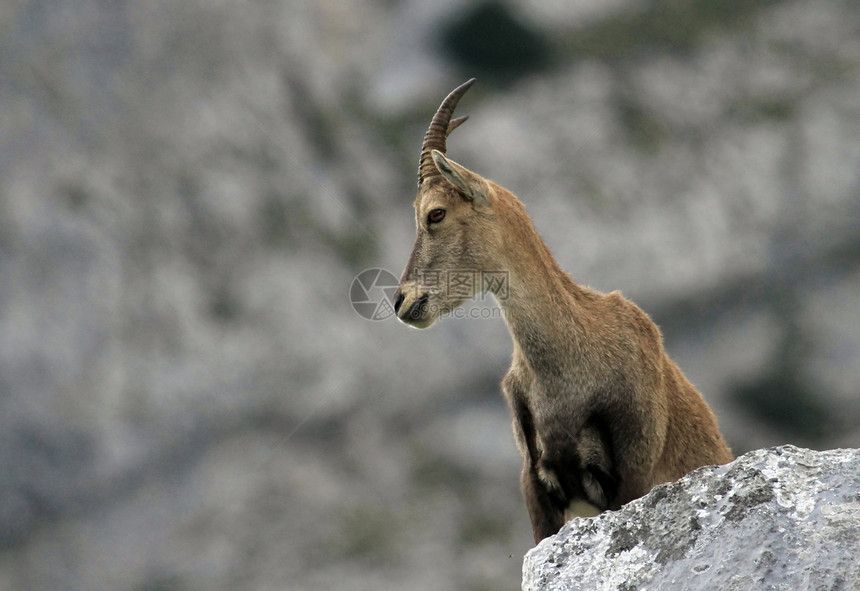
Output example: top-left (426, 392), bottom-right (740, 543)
top-left (523, 445), bottom-right (860, 591)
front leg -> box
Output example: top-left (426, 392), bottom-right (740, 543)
top-left (503, 371), bottom-right (565, 542)
top-left (521, 460), bottom-right (564, 542)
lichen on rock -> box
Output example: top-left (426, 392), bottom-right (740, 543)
top-left (523, 445), bottom-right (860, 591)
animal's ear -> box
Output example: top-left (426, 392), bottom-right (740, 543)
top-left (431, 150), bottom-right (488, 203)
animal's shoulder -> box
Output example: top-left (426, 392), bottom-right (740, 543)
top-left (588, 290), bottom-right (662, 344)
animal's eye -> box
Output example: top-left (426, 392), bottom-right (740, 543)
top-left (427, 208), bottom-right (446, 224)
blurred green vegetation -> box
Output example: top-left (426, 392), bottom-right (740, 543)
top-left (440, 1), bottom-right (550, 82)
top-left (331, 504), bottom-right (403, 565)
top-left (410, 446), bottom-right (477, 492)
top-left (439, 0), bottom-right (782, 85)
top-left (458, 510), bottom-right (512, 546)
top-left (560, 0), bottom-right (781, 59)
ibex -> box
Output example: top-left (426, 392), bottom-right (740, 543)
top-left (392, 79), bottom-right (733, 543)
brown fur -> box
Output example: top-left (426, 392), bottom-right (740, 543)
top-left (393, 82), bottom-right (733, 543)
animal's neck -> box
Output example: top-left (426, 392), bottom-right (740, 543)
top-left (491, 202), bottom-right (588, 372)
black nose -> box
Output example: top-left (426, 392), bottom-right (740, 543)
top-left (393, 289), bottom-right (405, 314)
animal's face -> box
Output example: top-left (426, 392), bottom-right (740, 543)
top-left (393, 78), bottom-right (494, 329)
top-left (394, 168), bottom-right (496, 328)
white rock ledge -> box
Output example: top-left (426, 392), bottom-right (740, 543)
top-left (522, 445), bottom-right (860, 591)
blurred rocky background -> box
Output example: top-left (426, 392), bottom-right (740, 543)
top-left (0, 0), bottom-right (858, 589)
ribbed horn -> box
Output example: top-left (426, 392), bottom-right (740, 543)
top-left (417, 78), bottom-right (476, 187)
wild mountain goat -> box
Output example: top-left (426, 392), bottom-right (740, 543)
top-left (392, 79), bottom-right (733, 543)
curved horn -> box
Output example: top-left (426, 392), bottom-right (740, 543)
top-left (417, 78), bottom-right (476, 187)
